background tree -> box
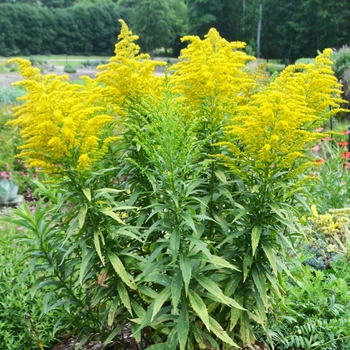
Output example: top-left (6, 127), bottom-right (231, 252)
top-left (115, 0), bottom-right (134, 24)
top-left (0, 2), bottom-right (121, 56)
top-left (167, 0), bottom-right (188, 56)
top-left (1, 0), bottom-right (350, 60)
top-left (129, 0), bottom-right (174, 56)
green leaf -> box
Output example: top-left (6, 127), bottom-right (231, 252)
top-left (251, 268), bottom-right (268, 308)
top-left (108, 252), bottom-right (137, 290)
top-left (230, 307), bottom-right (242, 331)
top-left (194, 275), bottom-right (245, 310)
top-left (170, 228), bottom-right (180, 263)
top-left (94, 231), bottom-right (105, 265)
top-left (261, 242), bottom-right (277, 276)
top-left (188, 289), bottom-right (210, 331)
top-left (214, 170), bottom-right (228, 184)
top-left (179, 253), bottom-right (191, 296)
top-left (187, 235), bottom-right (211, 259)
top-left (243, 251), bottom-right (253, 282)
top-left (167, 327), bottom-right (179, 350)
top-left (151, 286), bottom-right (171, 321)
top-left (134, 300), bottom-right (171, 339)
top-left (107, 297), bottom-right (120, 326)
top-left (117, 279), bottom-right (133, 315)
top-left (177, 304), bottom-right (189, 350)
top-left (171, 269), bottom-right (183, 312)
top-left (213, 213), bottom-right (229, 236)
top-left (251, 226), bottom-right (262, 256)
top-left (240, 311), bottom-right (255, 345)
top-left (209, 316), bottom-right (239, 348)
top-left (82, 188), bottom-right (91, 201)
top-left (202, 255), bottom-right (240, 271)
top-left (99, 209), bottom-right (125, 224)
top-left (95, 188), bottom-right (124, 195)
top-left (180, 211), bottom-right (198, 235)
top-left (79, 249), bottom-right (94, 285)
top-left (103, 324), bottom-right (125, 346)
top-left (268, 202), bottom-right (297, 231)
top-left (145, 344), bottom-right (169, 350)
top-left (110, 227), bottom-right (143, 242)
top-left (78, 205), bottom-right (87, 228)
top-left (131, 300), bottom-right (146, 319)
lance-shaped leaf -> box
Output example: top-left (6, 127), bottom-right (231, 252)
top-left (108, 252), bottom-right (137, 290)
top-left (209, 316), bottom-right (239, 348)
top-left (177, 304), bottom-right (189, 350)
top-left (179, 253), bottom-right (191, 296)
top-left (251, 225), bottom-right (262, 256)
top-left (194, 274), bottom-right (245, 310)
top-left (188, 289), bottom-right (210, 331)
top-left (117, 279), bottom-right (133, 315)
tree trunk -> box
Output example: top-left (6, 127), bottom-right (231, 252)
top-left (256, 2), bottom-right (262, 59)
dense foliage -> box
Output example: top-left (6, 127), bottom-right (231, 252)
top-left (0, 3), bottom-right (121, 56)
top-left (1, 0), bottom-right (350, 61)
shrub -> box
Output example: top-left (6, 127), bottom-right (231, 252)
top-left (306, 137), bottom-right (350, 213)
top-left (64, 65), bottom-right (77, 73)
top-left (3, 20), bottom-right (344, 349)
top-left (332, 46), bottom-right (350, 81)
top-left (269, 259), bottom-right (350, 349)
top-left (295, 57), bottom-right (316, 65)
top-left (0, 86), bottom-right (26, 106)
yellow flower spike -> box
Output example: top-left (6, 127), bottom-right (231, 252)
top-left (213, 48), bottom-right (344, 179)
top-left (96, 19), bottom-right (166, 117)
top-left (169, 28), bottom-right (257, 127)
top-left (77, 153), bottom-right (92, 171)
top-left (6, 57), bottom-right (118, 174)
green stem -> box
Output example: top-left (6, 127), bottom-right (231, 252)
top-left (314, 335), bottom-right (350, 349)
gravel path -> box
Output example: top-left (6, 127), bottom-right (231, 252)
top-left (0, 66), bottom-right (98, 87)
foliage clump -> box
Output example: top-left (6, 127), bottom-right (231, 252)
top-left (3, 20), bottom-right (345, 349)
top-left (301, 206), bottom-right (350, 270)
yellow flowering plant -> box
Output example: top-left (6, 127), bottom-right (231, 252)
top-left (96, 19), bottom-right (166, 117)
top-left (169, 28), bottom-right (259, 129)
top-left (4, 20), bottom-right (345, 349)
top-left (296, 205), bottom-right (350, 270)
top-left (6, 59), bottom-right (117, 174)
top-left (215, 49), bottom-right (343, 179)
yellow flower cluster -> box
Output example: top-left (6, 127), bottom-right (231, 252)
top-left (7, 20), bottom-right (166, 174)
top-left (169, 28), bottom-right (259, 126)
top-left (96, 19), bottom-right (166, 117)
top-left (7, 21), bottom-right (344, 179)
top-left (214, 49), bottom-right (344, 178)
top-left (308, 205), bottom-right (350, 256)
top-left (7, 59), bottom-right (117, 173)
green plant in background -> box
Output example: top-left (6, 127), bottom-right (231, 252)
top-left (294, 58), bottom-right (316, 65)
top-left (331, 46), bottom-right (350, 119)
top-left (0, 211), bottom-right (64, 349)
top-left (269, 260), bottom-right (350, 349)
top-left (0, 86), bottom-right (26, 106)
top-left (332, 46), bottom-right (350, 81)
top-left (0, 177), bottom-right (23, 207)
top-left (306, 139), bottom-right (350, 213)
top-left (300, 206), bottom-right (350, 270)
top-left (63, 65), bottom-right (77, 73)
top-left (0, 93), bottom-right (37, 196)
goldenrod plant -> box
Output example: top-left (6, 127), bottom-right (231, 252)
top-left (4, 20), bottom-right (345, 349)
